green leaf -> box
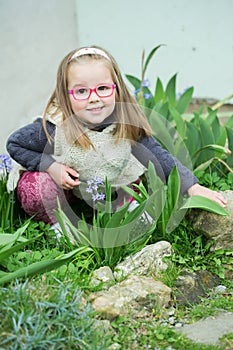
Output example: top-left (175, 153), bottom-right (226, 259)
top-left (0, 223), bottom-right (29, 249)
top-left (176, 87), bottom-right (194, 114)
top-left (157, 166), bottom-right (181, 234)
top-left (184, 121), bottom-right (201, 159)
top-left (165, 74), bottom-right (177, 107)
top-left (169, 105), bottom-right (186, 138)
top-left (148, 110), bottom-right (175, 154)
top-left (216, 126), bottom-right (227, 146)
top-left (226, 126), bottom-right (233, 167)
top-left (154, 77), bottom-right (165, 103)
top-left (205, 109), bottom-right (221, 141)
top-left (166, 166), bottom-right (180, 212)
top-left (199, 117), bottom-right (215, 145)
top-left (105, 203), bottom-right (130, 229)
top-left (196, 118), bottom-right (215, 164)
top-left (0, 234), bottom-right (43, 262)
top-left (121, 185), bottom-right (142, 203)
top-left (142, 45), bottom-right (164, 77)
top-left (180, 195), bottom-right (229, 216)
top-left (192, 144), bottom-right (230, 165)
top-left (0, 246), bottom-right (92, 285)
top-left (125, 74), bottom-right (141, 90)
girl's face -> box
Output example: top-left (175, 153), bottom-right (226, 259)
top-left (67, 60), bottom-right (116, 126)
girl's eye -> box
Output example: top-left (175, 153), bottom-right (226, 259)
top-left (75, 87), bottom-right (88, 95)
top-left (97, 85), bottom-right (111, 91)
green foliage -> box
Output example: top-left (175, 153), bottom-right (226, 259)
top-left (0, 220), bottom-right (92, 285)
top-left (0, 279), bottom-right (112, 350)
top-left (195, 167), bottom-right (233, 191)
top-left (123, 162), bottom-right (228, 236)
top-left (54, 178), bottom-right (158, 268)
top-left (0, 172), bottom-right (18, 231)
top-left (126, 45), bottom-right (233, 176)
top-left (170, 225), bottom-right (233, 279)
top-left (1, 46), bottom-right (233, 349)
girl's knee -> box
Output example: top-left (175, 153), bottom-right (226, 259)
top-left (17, 171), bottom-right (61, 208)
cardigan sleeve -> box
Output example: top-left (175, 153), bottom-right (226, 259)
top-left (132, 135), bottom-right (198, 195)
top-left (6, 118), bottom-right (56, 172)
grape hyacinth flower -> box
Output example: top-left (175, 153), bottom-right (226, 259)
top-left (86, 176), bottom-right (105, 202)
top-left (0, 154), bottom-right (12, 173)
top-left (134, 78), bottom-right (153, 99)
top-left (143, 93), bottom-right (153, 99)
top-left (141, 78), bottom-right (150, 88)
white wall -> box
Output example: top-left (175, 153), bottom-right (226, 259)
top-left (0, 0), bottom-right (78, 153)
top-left (1, 0), bottom-right (233, 154)
top-left (76, 0), bottom-right (233, 101)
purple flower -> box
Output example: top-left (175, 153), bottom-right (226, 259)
top-left (86, 176), bottom-right (105, 202)
top-left (93, 176), bottom-right (104, 185)
top-left (143, 93), bottom-right (153, 99)
top-left (86, 187), bottom-right (93, 193)
top-left (141, 79), bottom-right (150, 88)
top-left (92, 193), bottom-right (106, 202)
top-left (0, 154), bottom-right (12, 172)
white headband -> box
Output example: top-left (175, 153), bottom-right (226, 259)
top-left (69, 47), bottom-right (111, 62)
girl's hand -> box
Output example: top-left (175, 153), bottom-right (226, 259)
top-left (46, 162), bottom-right (80, 190)
top-left (187, 183), bottom-right (227, 208)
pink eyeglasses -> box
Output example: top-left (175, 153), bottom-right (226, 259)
top-left (68, 83), bottom-right (116, 100)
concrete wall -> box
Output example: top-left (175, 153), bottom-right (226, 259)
top-left (76, 0), bottom-right (233, 101)
top-left (1, 0), bottom-right (233, 154)
top-left (0, 0), bottom-right (78, 153)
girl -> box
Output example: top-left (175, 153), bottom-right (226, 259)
top-left (6, 46), bottom-right (227, 227)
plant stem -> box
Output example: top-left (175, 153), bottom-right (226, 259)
top-left (212, 93), bottom-right (233, 110)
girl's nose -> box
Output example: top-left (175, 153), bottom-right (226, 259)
top-left (89, 90), bottom-right (100, 102)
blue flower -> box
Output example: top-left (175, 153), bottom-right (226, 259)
top-left (0, 154), bottom-right (12, 172)
top-left (86, 187), bottom-right (93, 193)
top-left (92, 193), bottom-right (106, 202)
top-left (86, 176), bottom-right (105, 202)
top-left (141, 79), bottom-right (150, 88)
top-left (93, 176), bottom-right (104, 185)
top-left (143, 93), bottom-right (153, 99)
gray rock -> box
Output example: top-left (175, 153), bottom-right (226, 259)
top-left (179, 311), bottom-right (233, 345)
top-left (90, 266), bottom-right (115, 288)
top-left (175, 270), bottom-right (220, 305)
top-left (189, 190), bottom-right (233, 250)
top-left (214, 285), bottom-right (227, 294)
top-left (90, 274), bottom-right (171, 320)
top-left (114, 241), bottom-right (172, 280)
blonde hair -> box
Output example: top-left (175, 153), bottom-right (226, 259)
top-left (43, 46), bottom-right (152, 148)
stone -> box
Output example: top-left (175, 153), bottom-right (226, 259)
top-left (114, 241), bottom-right (172, 281)
top-left (189, 190), bottom-right (233, 250)
top-left (175, 270), bottom-right (220, 305)
top-left (179, 312), bottom-right (233, 345)
top-left (90, 274), bottom-right (171, 320)
top-left (90, 266), bottom-right (115, 288)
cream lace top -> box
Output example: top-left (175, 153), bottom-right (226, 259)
top-left (53, 118), bottom-right (145, 188)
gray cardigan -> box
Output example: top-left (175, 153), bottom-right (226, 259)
top-left (6, 118), bottom-right (198, 195)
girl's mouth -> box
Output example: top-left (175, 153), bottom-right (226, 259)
top-left (87, 106), bottom-right (104, 114)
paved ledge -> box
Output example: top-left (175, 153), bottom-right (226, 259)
top-left (179, 311), bottom-right (233, 345)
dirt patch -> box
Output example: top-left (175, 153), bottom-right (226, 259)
top-left (186, 98), bottom-right (233, 125)
top-left (187, 98), bottom-right (233, 112)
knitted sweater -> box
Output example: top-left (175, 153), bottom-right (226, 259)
top-left (6, 116), bottom-right (198, 194)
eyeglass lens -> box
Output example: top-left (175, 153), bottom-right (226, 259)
top-left (73, 84), bottom-right (115, 100)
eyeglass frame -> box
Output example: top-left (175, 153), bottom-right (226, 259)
top-left (67, 83), bottom-right (116, 100)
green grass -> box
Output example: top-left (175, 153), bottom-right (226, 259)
top-left (0, 215), bottom-right (232, 349)
top-left (0, 168), bottom-right (233, 349)
top-left (0, 278), bottom-right (113, 350)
